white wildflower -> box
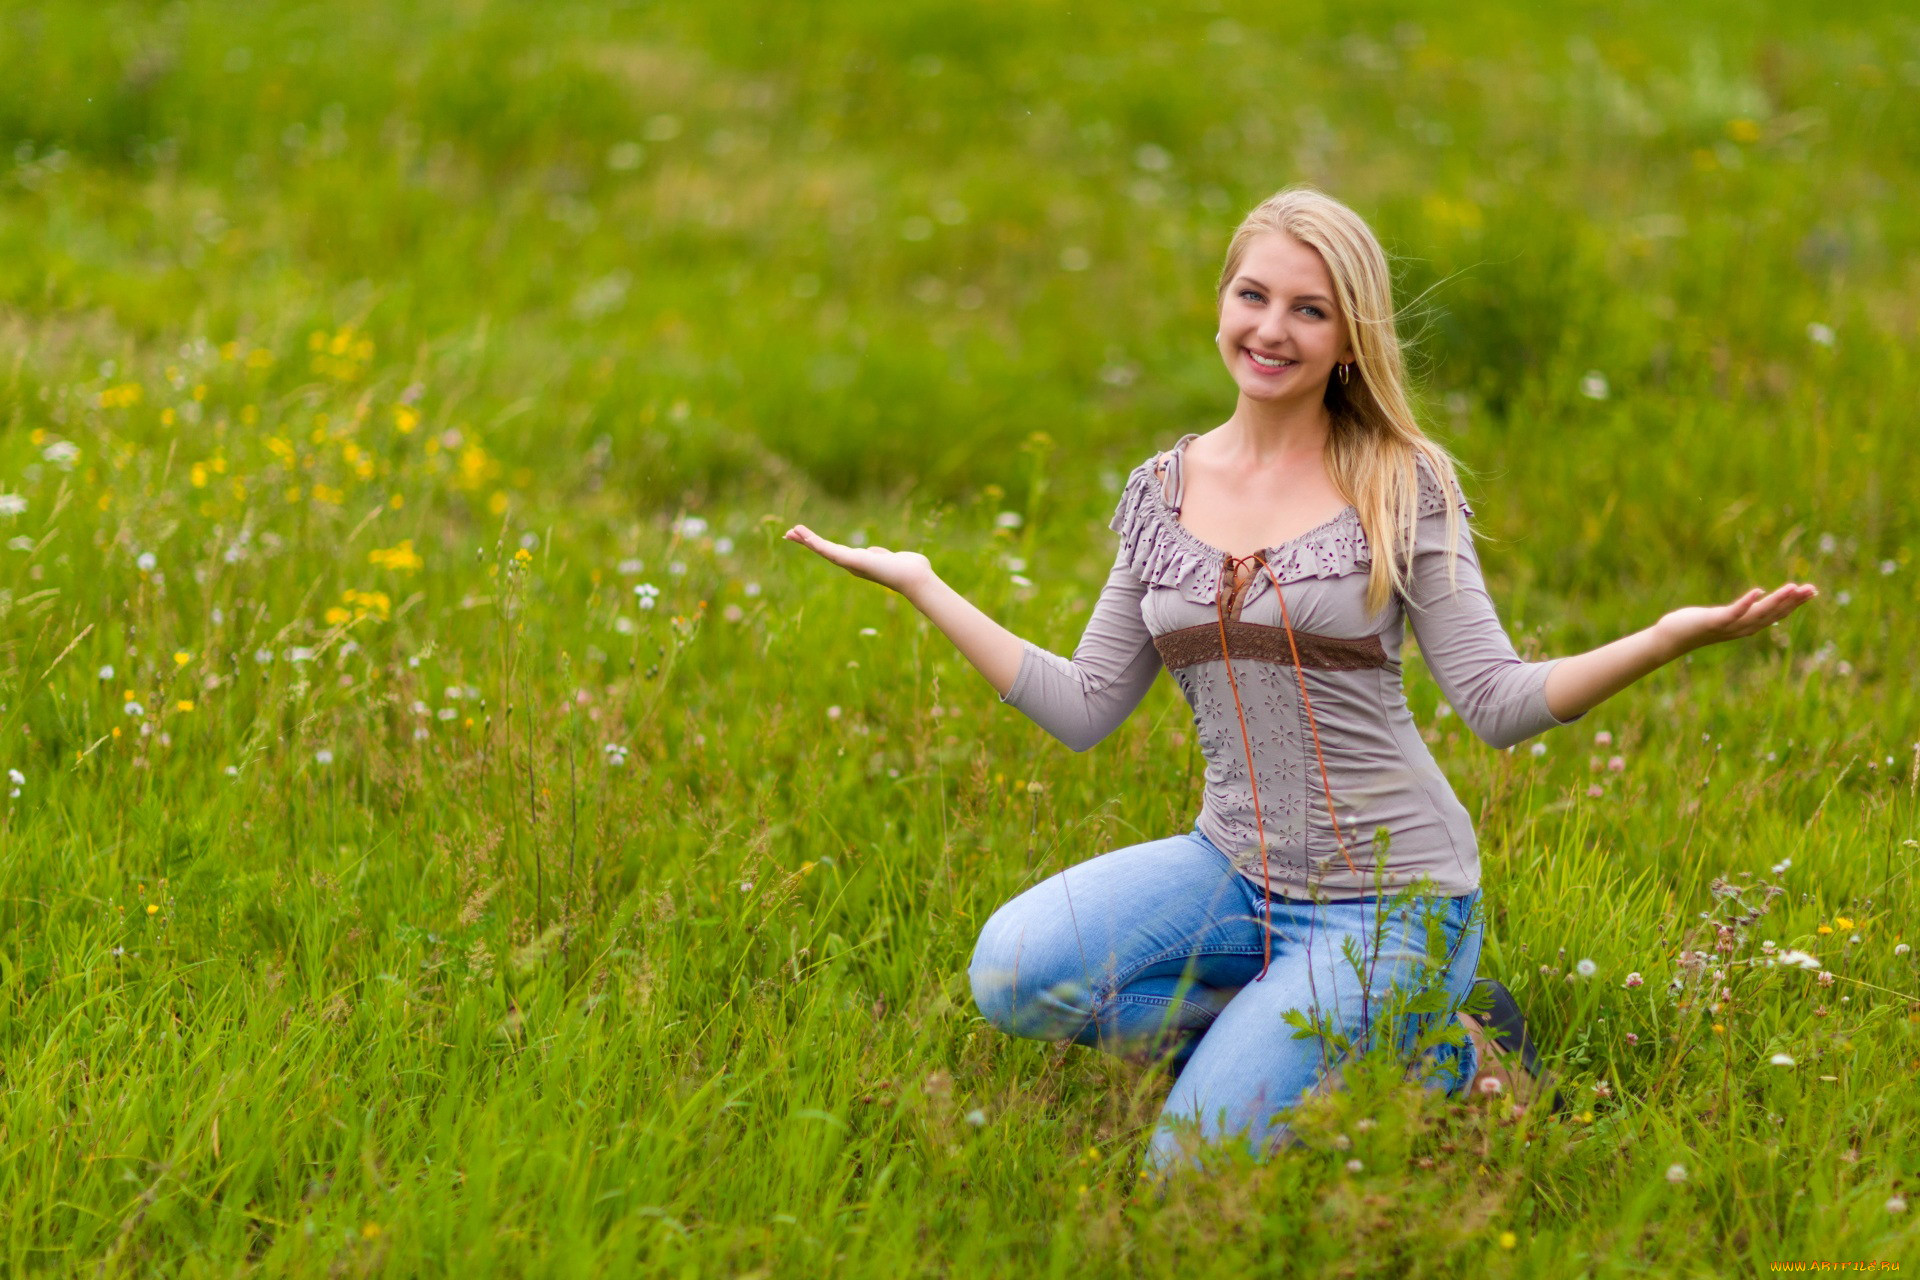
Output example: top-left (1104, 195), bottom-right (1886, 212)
top-left (995, 511), bottom-right (1023, 529)
top-left (136, 551), bottom-right (158, 571)
top-left (253, 649), bottom-right (273, 664)
top-left (1889, 1196), bottom-right (1908, 1214)
top-left (635, 583), bottom-right (660, 610)
top-left (1805, 322), bottom-right (1835, 347)
top-left (1769, 1053), bottom-right (1795, 1066)
top-left (1576, 958), bottom-right (1597, 977)
top-left (315, 749), bottom-right (333, 765)
top-left (1895, 943), bottom-right (1910, 956)
top-left (98, 664), bottom-right (114, 680)
top-left (965, 1109), bottom-right (987, 1127)
top-left (714, 536), bottom-right (734, 554)
top-left (618, 557), bottom-right (644, 575)
top-left (123, 701), bottom-right (145, 717)
top-left (672, 515), bottom-right (708, 538)
top-left (1666, 1164), bottom-right (1687, 1184)
top-left (1580, 371), bottom-right (1609, 400)
top-left (0, 495), bottom-right (26, 517)
top-left (7, 535), bottom-right (32, 550)
top-left (826, 706), bottom-right (842, 720)
top-left (437, 708), bottom-right (457, 721)
top-left (1776, 949), bottom-right (1821, 970)
top-left (42, 440), bottom-right (80, 466)
top-left (1530, 742), bottom-right (1547, 757)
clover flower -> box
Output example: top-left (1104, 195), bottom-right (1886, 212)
top-left (1623, 972), bottom-right (1643, 988)
top-left (634, 583), bottom-right (661, 610)
top-left (1666, 1164), bottom-right (1687, 1184)
top-left (1576, 958), bottom-right (1597, 977)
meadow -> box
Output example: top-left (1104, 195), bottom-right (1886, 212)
top-left (0, 0), bottom-right (1916, 1273)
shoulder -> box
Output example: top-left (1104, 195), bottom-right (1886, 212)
top-left (1411, 451), bottom-right (1475, 521)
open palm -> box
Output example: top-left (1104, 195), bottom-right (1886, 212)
top-left (784, 524), bottom-right (935, 596)
top-left (1656, 582), bottom-right (1817, 655)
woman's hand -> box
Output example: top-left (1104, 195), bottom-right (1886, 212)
top-left (784, 524), bottom-right (937, 598)
top-left (1653, 582), bottom-right (1818, 658)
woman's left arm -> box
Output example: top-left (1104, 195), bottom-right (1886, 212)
top-left (1540, 582), bottom-right (1819, 723)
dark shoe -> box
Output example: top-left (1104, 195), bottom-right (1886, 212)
top-left (1458, 978), bottom-right (1565, 1115)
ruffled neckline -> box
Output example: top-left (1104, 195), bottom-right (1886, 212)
top-left (1107, 433), bottom-right (1471, 607)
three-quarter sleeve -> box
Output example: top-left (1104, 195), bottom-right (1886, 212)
top-left (998, 545), bottom-right (1164, 752)
top-left (1401, 498), bottom-right (1584, 750)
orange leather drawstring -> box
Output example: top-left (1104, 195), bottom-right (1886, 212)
top-left (1213, 552), bottom-right (1364, 980)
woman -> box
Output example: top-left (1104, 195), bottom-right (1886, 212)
top-left (785, 186), bottom-right (1815, 1176)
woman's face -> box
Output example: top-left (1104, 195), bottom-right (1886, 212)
top-left (1215, 231), bottom-right (1353, 406)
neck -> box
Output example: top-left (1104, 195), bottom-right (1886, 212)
top-left (1220, 393), bottom-right (1332, 466)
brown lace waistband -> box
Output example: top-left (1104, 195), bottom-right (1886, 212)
top-left (1153, 620), bottom-right (1389, 673)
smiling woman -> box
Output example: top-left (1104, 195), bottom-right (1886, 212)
top-left (786, 184), bottom-right (1816, 1182)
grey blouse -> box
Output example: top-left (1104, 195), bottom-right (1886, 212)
top-left (999, 432), bottom-right (1584, 901)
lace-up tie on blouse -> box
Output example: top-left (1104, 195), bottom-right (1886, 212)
top-left (998, 433), bottom-right (1584, 901)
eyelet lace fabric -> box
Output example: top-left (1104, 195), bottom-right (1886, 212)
top-left (1107, 432), bottom-right (1475, 610)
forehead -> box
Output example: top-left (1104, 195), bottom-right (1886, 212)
top-left (1233, 232), bottom-right (1333, 295)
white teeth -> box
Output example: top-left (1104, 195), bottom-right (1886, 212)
top-left (1247, 351), bottom-right (1292, 368)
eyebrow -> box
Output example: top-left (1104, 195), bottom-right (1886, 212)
top-left (1233, 276), bottom-right (1333, 305)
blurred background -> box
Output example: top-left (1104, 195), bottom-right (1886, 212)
top-left (0, 2), bottom-right (1915, 1272)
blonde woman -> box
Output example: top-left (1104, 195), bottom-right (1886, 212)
top-left (785, 187), bottom-right (1815, 1175)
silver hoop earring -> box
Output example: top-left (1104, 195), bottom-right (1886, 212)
top-left (1214, 331), bottom-right (1222, 343)
top-left (1337, 362), bottom-right (1352, 386)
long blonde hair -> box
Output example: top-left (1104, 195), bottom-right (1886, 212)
top-left (1216, 186), bottom-right (1471, 617)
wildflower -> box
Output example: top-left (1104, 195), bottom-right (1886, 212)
top-left (1593, 730), bottom-right (1612, 746)
top-left (175, 700), bottom-right (194, 712)
top-left (1580, 371), bottom-right (1609, 400)
top-left (1530, 742), bottom-right (1547, 757)
top-left (98, 664), bottom-right (114, 680)
top-left (1477, 1076), bottom-right (1503, 1095)
top-left (1344, 1158), bottom-right (1363, 1173)
top-left (1817, 971), bottom-right (1836, 988)
top-left (634, 583), bottom-right (661, 610)
top-left (1771, 857), bottom-right (1791, 874)
top-left (289, 647), bottom-right (314, 663)
top-left (1498, 1231), bottom-right (1517, 1250)
top-left (965, 1109), bottom-right (987, 1127)
top-left (1586, 783), bottom-right (1604, 798)
top-left (1592, 1080), bottom-right (1612, 1099)
top-left (859, 627), bottom-right (878, 637)
top-left (0, 494), bottom-right (26, 516)
top-left (1806, 322), bottom-right (1836, 347)
top-left (136, 552), bottom-right (157, 571)
top-left (668, 561), bottom-right (686, 576)
top-left (123, 701), bottom-right (145, 717)
top-left (7, 535), bottom-right (31, 550)
top-left (715, 536), bottom-right (734, 554)
top-left (437, 708), bottom-right (457, 722)
top-left (1623, 972), bottom-right (1643, 988)
top-left (315, 749), bottom-right (333, 765)
top-left (1896, 943), bottom-right (1910, 956)
top-left (1666, 1164), bottom-right (1687, 1184)
top-left (1770, 1053), bottom-right (1795, 1066)
top-left (673, 515), bottom-right (708, 538)
top-left (738, 880), bottom-right (753, 893)
top-left (1835, 916), bottom-right (1854, 929)
top-left (1576, 958), bottom-right (1597, 977)
top-left (1712, 1024), bottom-right (1724, 1034)
top-left (1624, 1033), bottom-right (1639, 1045)
top-left (146, 903), bottom-right (158, 915)
top-left (1816, 924), bottom-right (1832, 935)
top-left (744, 581), bottom-right (762, 597)
top-left (1010, 574), bottom-right (1034, 588)
top-left (995, 511), bottom-right (1023, 529)
top-left (1889, 1196), bottom-right (1909, 1214)
top-left (618, 557), bottom-right (644, 575)
top-left (513, 547), bottom-right (532, 564)
top-left (254, 649), bottom-right (273, 664)
top-left (826, 706), bottom-right (842, 720)
top-left (1607, 756), bottom-right (1625, 772)
top-left (225, 765), bottom-right (239, 777)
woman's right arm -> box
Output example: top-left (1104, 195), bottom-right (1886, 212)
top-left (784, 525), bottom-right (1162, 752)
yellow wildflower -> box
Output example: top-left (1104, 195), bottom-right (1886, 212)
top-left (1498, 1232), bottom-right (1517, 1250)
top-left (325, 607), bottom-right (352, 626)
top-left (1835, 916), bottom-right (1854, 929)
top-left (173, 651), bottom-right (191, 666)
top-left (1817, 925), bottom-right (1833, 935)
top-left (146, 904), bottom-right (158, 915)
top-left (175, 700), bottom-right (194, 712)
top-left (514, 547), bottom-right (532, 563)
top-left (394, 406), bottom-right (419, 434)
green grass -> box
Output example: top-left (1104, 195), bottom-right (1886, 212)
top-left (0, 0), bottom-right (1915, 1273)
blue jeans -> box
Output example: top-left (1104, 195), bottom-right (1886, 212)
top-left (967, 827), bottom-right (1484, 1174)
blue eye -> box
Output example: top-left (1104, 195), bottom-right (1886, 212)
top-left (1238, 289), bottom-right (1263, 302)
top-left (1298, 305), bottom-right (1327, 319)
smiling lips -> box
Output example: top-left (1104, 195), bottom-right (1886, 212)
top-left (1242, 348), bottom-right (1297, 376)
